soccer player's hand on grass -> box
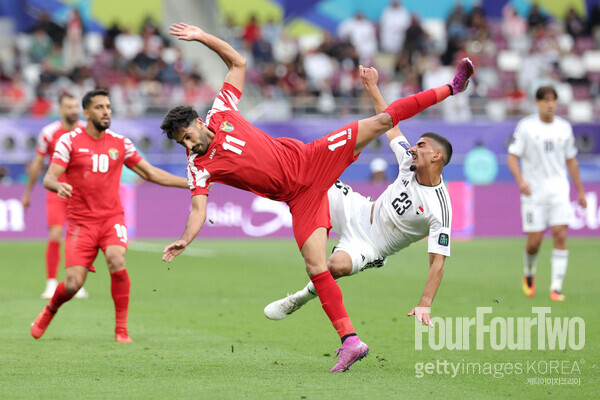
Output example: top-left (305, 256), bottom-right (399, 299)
top-left (169, 23), bottom-right (204, 42)
top-left (518, 181), bottom-right (531, 196)
top-left (162, 240), bottom-right (188, 262)
top-left (407, 306), bottom-right (434, 328)
top-left (359, 65), bottom-right (379, 87)
top-left (57, 182), bottom-right (73, 199)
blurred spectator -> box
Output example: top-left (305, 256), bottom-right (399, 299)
top-left (370, 157), bottom-right (388, 183)
top-left (303, 47), bottom-right (335, 92)
top-left (262, 17), bottom-right (282, 45)
top-left (527, 4), bottom-right (548, 31)
top-left (337, 12), bottom-right (378, 64)
top-left (252, 32), bottom-right (274, 65)
top-left (502, 4), bottom-right (527, 41)
top-left (31, 11), bottom-right (65, 44)
top-left (242, 15), bottom-right (261, 49)
top-left (29, 27), bottom-right (52, 63)
top-left (505, 78), bottom-right (527, 116)
top-left (403, 15), bottom-right (426, 61)
top-left (565, 7), bottom-right (586, 38)
top-left (65, 8), bottom-right (84, 68)
top-left (447, 2), bottom-right (468, 40)
top-left (380, 1), bottom-right (411, 54)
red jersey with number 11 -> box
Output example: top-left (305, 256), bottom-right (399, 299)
top-left (187, 83), bottom-right (308, 202)
top-left (51, 127), bottom-right (142, 222)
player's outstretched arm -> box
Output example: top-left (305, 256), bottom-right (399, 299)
top-left (169, 22), bottom-right (246, 93)
top-left (407, 253), bottom-right (445, 327)
top-left (21, 154), bottom-right (45, 209)
top-left (130, 159), bottom-right (188, 188)
top-left (359, 65), bottom-right (403, 142)
top-left (163, 194), bottom-right (207, 262)
top-left (42, 163), bottom-right (72, 199)
top-left (566, 158), bottom-right (587, 208)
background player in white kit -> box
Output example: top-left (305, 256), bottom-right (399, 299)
top-left (507, 86), bottom-right (587, 301)
top-left (265, 66), bottom-right (453, 328)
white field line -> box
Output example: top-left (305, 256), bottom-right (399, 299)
top-left (128, 241), bottom-right (216, 257)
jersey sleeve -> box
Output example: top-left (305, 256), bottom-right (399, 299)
top-left (50, 132), bottom-right (72, 168)
top-left (389, 136), bottom-right (413, 171)
top-left (204, 83), bottom-right (242, 127)
top-left (123, 137), bottom-right (143, 168)
top-left (508, 120), bottom-right (527, 157)
top-left (564, 122), bottom-right (578, 159)
top-left (36, 127), bottom-right (53, 156)
top-left (427, 220), bottom-right (451, 257)
top-left (187, 153), bottom-right (211, 196)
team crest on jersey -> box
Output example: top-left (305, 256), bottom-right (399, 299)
top-left (220, 121), bottom-right (234, 132)
top-left (438, 233), bottom-right (449, 246)
top-left (416, 205), bottom-right (424, 215)
top-left (108, 148), bottom-right (119, 160)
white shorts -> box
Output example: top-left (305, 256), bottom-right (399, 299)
top-left (521, 195), bottom-right (572, 232)
top-left (328, 181), bottom-right (387, 274)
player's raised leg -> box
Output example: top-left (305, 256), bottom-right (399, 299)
top-left (105, 245), bottom-right (132, 342)
top-left (31, 266), bottom-right (87, 339)
top-left (353, 58), bottom-right (474, 156)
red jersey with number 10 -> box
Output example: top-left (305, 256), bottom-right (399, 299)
top-left (187, 83), bottom-right (309, 202)
top-left (51, 127), bottom-right (142, 222)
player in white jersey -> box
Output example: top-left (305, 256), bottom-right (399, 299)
top-left (264, 66), bottom-right (453, 327)
top-left (507, 85), bottom-right (587, 301)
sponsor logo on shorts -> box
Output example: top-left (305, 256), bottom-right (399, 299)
top-left (438, 233), bottom-right (449, 246)
top-left (108, 148), bottom-right (119, 160)
top-left (220, 121), bottom-right (234, 132)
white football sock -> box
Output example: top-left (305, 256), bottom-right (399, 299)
top-left (293, 281), bottom-right (318, 305)
top-left (523, 251), bottom-right (538, 277)
top-left (551, 249), bottom-right (569, 292)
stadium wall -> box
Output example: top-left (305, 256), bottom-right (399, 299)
top-left (1, 182), bottom-right (599, 240)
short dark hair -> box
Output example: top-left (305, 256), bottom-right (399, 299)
top-left (421, 132), bottom-right (453, 166)
top-left (58, 92), bottom-right (76, 105)
top-left (535, 85), bottom-right (557, 100)
top-left (160, 106), bottom-right (199, 139)
top-left (82, 89), bottom-right (110, 109)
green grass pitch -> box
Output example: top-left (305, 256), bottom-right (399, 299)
top-left (1, 238), bottom-right (598, 399)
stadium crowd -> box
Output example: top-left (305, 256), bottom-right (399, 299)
top-left (1, 2), bottom-right (600, 120)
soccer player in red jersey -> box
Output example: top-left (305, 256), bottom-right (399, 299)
top-left (30, 89), bottom-right (189, 343)
top-left (160, 23), bottom-right (474, 371)
top-left (21, 93), bottom-right (89, 300)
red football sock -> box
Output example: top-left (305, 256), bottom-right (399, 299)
top-left (111, 269), bottom-right (130, 332)
top-left (48, 281), bottom-right (75, 312)
top-left (310, 270), bottom-right (355, 338)
top-left (383, 85), bottom-right (451, 126)
top-left (46, 240), bottom-right (60, 280)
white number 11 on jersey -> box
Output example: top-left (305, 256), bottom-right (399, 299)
top-left (222, 135), bottom-right (246, 155)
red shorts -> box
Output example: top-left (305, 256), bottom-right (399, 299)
top-left (65, 215), bottom-right (129, 271)
top-left (288, 121), bottom-right (359, 249)
top-left (46, 191), bottom-right (67, 227)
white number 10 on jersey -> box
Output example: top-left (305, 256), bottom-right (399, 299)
top-left (91, 154), bottom-right (109, 173)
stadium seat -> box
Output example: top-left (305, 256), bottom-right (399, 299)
top-left (572, 85), bottom-right (591, 100)
top-left (497, 50), bottom-right (522, 72)
top-left (84, 32), bottom-right (104, 56)
top-left (559, 54), bottom-right (586, 79)
top-left (568, 101), bottom-right (593, 122)
top-left (583, 50), bottom-right (600, 72)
